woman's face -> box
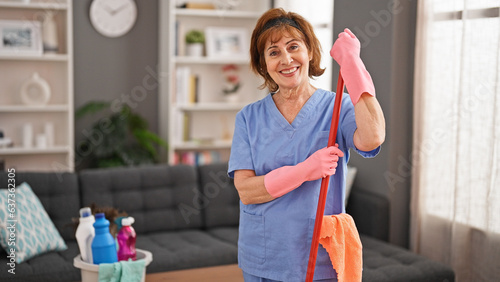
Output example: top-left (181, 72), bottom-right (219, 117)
top-left (264, 32), bottom-right (311, 92)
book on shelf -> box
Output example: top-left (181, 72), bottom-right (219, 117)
top-left (174, 151), bottom-right (221, 166)
top-left (189, 75), bottom-right (199, 104)
top-left (175, 20), bottom-right (185, 56)
top-left (175, 112), bottom-right (190, 143)
top-left (175, 66), bottom-right (198, 105)
top-left (183, 113), bottom-right (190, 141)
top-left (177, 2), bottom-right (216, 10)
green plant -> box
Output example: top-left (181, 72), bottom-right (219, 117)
top-left (75, 101), bottom-right (168, 169)
top-left (185, 30), bottom-right (205, 44)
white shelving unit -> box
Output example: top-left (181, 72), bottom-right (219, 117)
top-left (159, 0), bottom-right (270, 165)
top-left (0, 0), bottom-right (73, 172)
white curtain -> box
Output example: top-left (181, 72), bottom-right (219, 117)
top-left (412, 0), bottom-right (500, 281)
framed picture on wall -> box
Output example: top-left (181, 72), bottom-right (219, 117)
top-left (205, 27), bottom-right (249, 59)
top-left (0, 20), bottom-right (43, 56)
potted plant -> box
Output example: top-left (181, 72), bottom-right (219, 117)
top-left (185, 29), bottom-right (205, 57)
top-left (75, 101), bottom-right (168, 170)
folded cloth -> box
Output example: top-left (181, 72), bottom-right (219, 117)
top-left (98, 259), bottom-right (146, 282)
top-left (319, 213), bottom-right (362, 282)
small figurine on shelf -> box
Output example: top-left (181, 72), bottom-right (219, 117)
top-left (222, 64), bottom-right (241, 103)
top-left (0, 131), bottom-right (13, 149)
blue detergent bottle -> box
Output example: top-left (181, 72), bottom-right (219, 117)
top-left (91, 213), bottom-right (118, 264)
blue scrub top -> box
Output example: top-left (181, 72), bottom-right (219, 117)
top-left (228, 89), bottom-right (380, 281)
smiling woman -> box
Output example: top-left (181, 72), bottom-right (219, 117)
top-left (228, 7), bottom-right (385, 282)
top-left (250, 9), bottom-right (324, 93)
top-left (265, 37), bottom-right (311, 92)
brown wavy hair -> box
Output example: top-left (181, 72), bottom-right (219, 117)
top-left (250, 8), bottom-right (325, 92)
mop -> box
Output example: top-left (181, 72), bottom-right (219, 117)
top-left (305, 72), bottom-right (344, 282)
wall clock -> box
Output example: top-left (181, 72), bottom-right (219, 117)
top-left (90, 0), bottom-right (137, 38)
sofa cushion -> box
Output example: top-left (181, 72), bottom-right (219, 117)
top-left (361, 235), bottom-right (455, 282)
top-left (135, 230), bottom-right (238, 273)
top-left (0, 241), bottom-right (80, 281)
top-left (197, 163), bottom-right (239, 228)
top-left (79, 164), bottom-right (203, 234)
top-left (207, 227), bottom-right (239, 246)
top-left (0, 171), bottom-right (80, 241)
top-left (347, 189), bottom-right (389, 241)
top-left (0, 182), bottom-right (67, 263)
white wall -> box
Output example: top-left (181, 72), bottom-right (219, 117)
top-left (274, 0), bottom-right (334, 90)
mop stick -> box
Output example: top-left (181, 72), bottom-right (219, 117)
top-left (305, 72), bottom-right (344, 282)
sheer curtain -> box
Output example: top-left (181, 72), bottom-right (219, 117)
top-left (412, 0), bottom-right (500, 281)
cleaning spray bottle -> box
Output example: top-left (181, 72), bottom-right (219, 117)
top-left (91, 213), bottom-right (118, 264)
top-left (75, 207), bottom-right (95, 264)
top-left (117, 216), bottom-right (137, 261)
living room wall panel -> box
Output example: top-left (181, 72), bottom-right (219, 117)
top-left (73, 0), bottom-right (159, 170)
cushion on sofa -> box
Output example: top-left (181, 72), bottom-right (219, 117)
top-left (347, 189), bottom-right (389, 241)
top-left (197, 163), bottom-right (239, 228)
top-left (360, 235), bottom-right (455, 282)
top-left (0, 172), bottom-right (81, 281)
top-left (0, 182), bottom-right (67, 263)
top-left (197, 163), bottom-right (240, 247)
top-left (79, 164), bottom-right (203, 234)
top-left (0, 241), bottom-right (80, 282)
top-left (0, 172), bottom-right (80, 241)
top-left (136, 229), bottom-right (237, 273)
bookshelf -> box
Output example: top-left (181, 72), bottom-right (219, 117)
top-left (159, 0), bottom-right (270, 165)
top-left (0, 0), bottom-right (74, 172)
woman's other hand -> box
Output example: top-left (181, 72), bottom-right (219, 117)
top-left (330, 28), bottom-right (360, 66)
top-left (329, 28), bottom-right (375, 105)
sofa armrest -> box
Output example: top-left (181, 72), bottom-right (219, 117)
top-left (346, 189), bottom-right (389, 242)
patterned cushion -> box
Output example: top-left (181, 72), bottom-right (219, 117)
top-left (0, 182), bottom-right (67, 263)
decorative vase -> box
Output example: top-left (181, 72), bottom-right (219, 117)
top-left (36, 134), bottom-right (48, 149)
top-left (22, 123), bottom-right (33, 148)
top-left (42, 11), bottom-right (58, 53)
top-left (20, 72), bottom-right (51, 106)
top-left (44, 122), bottom-right (54, 147)
top-left (186, 43), bottom-right (203, 57)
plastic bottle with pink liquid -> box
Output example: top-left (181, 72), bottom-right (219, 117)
top-left (117, 217), bottom-right (137, 261)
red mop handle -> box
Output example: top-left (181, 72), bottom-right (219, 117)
top-left (305, 72), bottom-right (344, 282)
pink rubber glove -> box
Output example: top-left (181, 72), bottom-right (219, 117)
top-left (330, 28), bottom-right (375, 105)
top-left (264, 145), bottom-right (345, 198)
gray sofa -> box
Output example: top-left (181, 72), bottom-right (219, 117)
top-left (0, 163), bottom-right (454, 281)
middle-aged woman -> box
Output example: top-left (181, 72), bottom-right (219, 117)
top-left (228, 8), bottom-right (385, 282)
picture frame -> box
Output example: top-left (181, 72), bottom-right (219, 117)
top-left (0, 20), bottom-right (43, 56)
top-left (205, 27), bottom-right (249, 59)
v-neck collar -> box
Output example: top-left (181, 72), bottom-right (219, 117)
top-left (265, 89), bottom-right (322, 138)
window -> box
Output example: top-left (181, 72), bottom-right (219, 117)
top-left (413, 1), bottom-right (499, 280)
